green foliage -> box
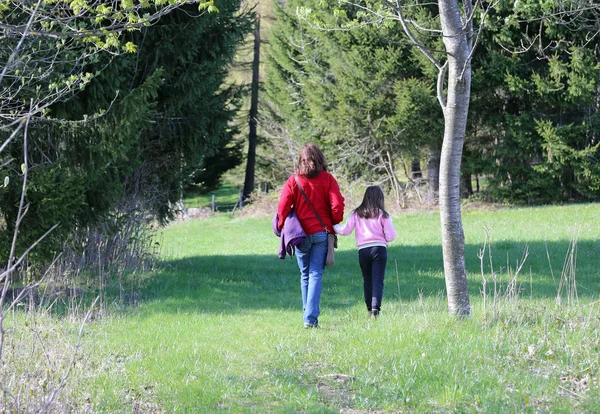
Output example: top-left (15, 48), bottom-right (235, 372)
top-left (0, 1), bottom-right (254, 265)
top-left (263, 0), bottom-right (442, 181)
top-left (119, 2), bottom-right (253, 217)
top-left (187, 141), bottom-right (243, 194)
top-left (466, 1), bottom-right (600, 203)
top-left (390, 77), bottom-right (442, 156)
top-left (263, 0), bottom-right (600, 203)
top-left (0, 70), bottom-right (163, 263)
top-left (535, 119), bottom-right (600, 197)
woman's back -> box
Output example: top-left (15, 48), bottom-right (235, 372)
top-left (277, 171), bottom-right (344, 235)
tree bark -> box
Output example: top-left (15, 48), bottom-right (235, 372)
top-left (411, 159), bottom-right (422, 179)
top-left (461, 170), bottom-right (473, 198)
top-left (243, 15), bottom-right (261, 200)
top-left (426, 146), bottom-right (440, 205)
top-left (438, 0), bottom-right (471, 316)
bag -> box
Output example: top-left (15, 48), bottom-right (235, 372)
top-left (295, 175), bottom-right (337, 267)
top-left (325, 232), bottom-right (337, 267)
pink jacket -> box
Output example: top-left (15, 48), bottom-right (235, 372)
top-left (333, 211), bottom-right (397, 248)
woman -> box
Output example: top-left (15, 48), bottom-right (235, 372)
top-left (277, 143), bottom-right (345, 328)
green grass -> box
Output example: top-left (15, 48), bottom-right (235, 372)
top-left (183, 184), bottom-right (241, 210)
top-left (3, 203), bottom-right (600, 412)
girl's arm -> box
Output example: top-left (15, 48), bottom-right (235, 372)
top-left (333, 212), bottom-right (356, 236)
top-left (382, 216), bottom-right (398, 242)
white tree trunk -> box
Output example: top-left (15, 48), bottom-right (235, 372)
top-left (338, 0), bottom-right (474, 315)
top-left (438, 0), bottom-right (471, 316)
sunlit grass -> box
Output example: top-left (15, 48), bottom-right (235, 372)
top-left (182, 184), bottom-right (241, 210)
top-left (3, 203), bottom-right (600, 412)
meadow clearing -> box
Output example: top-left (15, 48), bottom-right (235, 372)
top-left (3, 203), bottom-right (600, 412)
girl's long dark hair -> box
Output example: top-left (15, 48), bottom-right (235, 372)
top-left (354, 186), bottom-right (389, 219)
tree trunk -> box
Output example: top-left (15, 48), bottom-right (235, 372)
top-left (461, 170), bottom-right (473, 198)
top-left (426, 146), bottom-right (440, 205)
top-left (411, 159), bottom-right (422, 179)
top-left (438, 0), bottom-right (471, 316)
top-left (243, 15), bottom-right (261, 201)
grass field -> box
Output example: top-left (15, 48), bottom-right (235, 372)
top-left (3, 203), bottom-right (600, 412)
top-left (182, 184), bottom-right (242, 211)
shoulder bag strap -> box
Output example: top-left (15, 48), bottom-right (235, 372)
top-left (295, 175), bottom-right (329, 233)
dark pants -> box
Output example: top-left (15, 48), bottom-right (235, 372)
top-left (358, 246), bottom-right (388, 314)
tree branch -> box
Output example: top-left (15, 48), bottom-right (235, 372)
top-left (437, 61), bottom-right (448, 110)
top-left (388, 0), bottom-right (443, 70)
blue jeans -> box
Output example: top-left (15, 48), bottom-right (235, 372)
top-left (295, 231), bottom-right (328, 325)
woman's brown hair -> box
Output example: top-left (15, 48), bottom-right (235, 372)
top-left (297, 143), bottom-right (327, 178)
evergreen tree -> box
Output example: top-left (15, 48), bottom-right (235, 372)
top-left (467, 1), bottom-right (600, 202)
top-left (125, 2), bottom-right (253, 216)
top-left (0, 1), bottom-right (254, 264)
top-left (262, 0), bottom-right (443, 192)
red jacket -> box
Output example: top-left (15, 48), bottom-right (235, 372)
top-left (277, 171), bottom-right (345, 235)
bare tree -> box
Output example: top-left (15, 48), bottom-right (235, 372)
top-left (0, 118), bottom-right (60, 361)
top-left (243, 13), bottom-right (261, 200)
top-left (434, 0), bottom-right (475, 316)
top-left (323, 0), bottom-right (490, 315)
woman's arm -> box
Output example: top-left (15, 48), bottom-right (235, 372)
top-left (329, 176), bottom-right (345, 225)
top-left (276, 177), bottom-right (295, 230)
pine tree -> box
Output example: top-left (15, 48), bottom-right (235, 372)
top-left (467, 1), bottom-right (600, 202)
top-left (262, 0), bottom-right (443, 194)
top-left (0, 1), bottom-right (254, 264)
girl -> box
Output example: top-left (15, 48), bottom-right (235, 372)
top-left (333, 186), bottom-right (397, 318)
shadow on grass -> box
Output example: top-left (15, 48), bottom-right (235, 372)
top-left (139, 239), bottom-right (600, 315)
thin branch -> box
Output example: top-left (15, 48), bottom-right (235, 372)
top-left (7, 113), bottom-right (32, 268)
top-left (0, 3), bottom-right (204, 40)
top-left (404, 18), bottom-right (443, 35)
top-left (0, 121), bottom-right (24, 154)
top-left (36, 91), bottom-right (120, 125)
top-left (437, 61), bottom-right (448, 110)
top-left (460, 0), bottom-right (501, 81)
top-left (0, 224), bottom-right (59, 290)
top-left (2, 254), bottom-right (62, 315)
top-left (389, 0), bottom-right (443, 70)
top-left (0, 0), bottom-right (43, 85)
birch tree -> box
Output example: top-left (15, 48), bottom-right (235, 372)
top-left (320, 0), bottom-right (600, 316)
top-left (434, 0), bottom-right (473, 316)
top-left (321, 0), bottom-right (483, 315)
